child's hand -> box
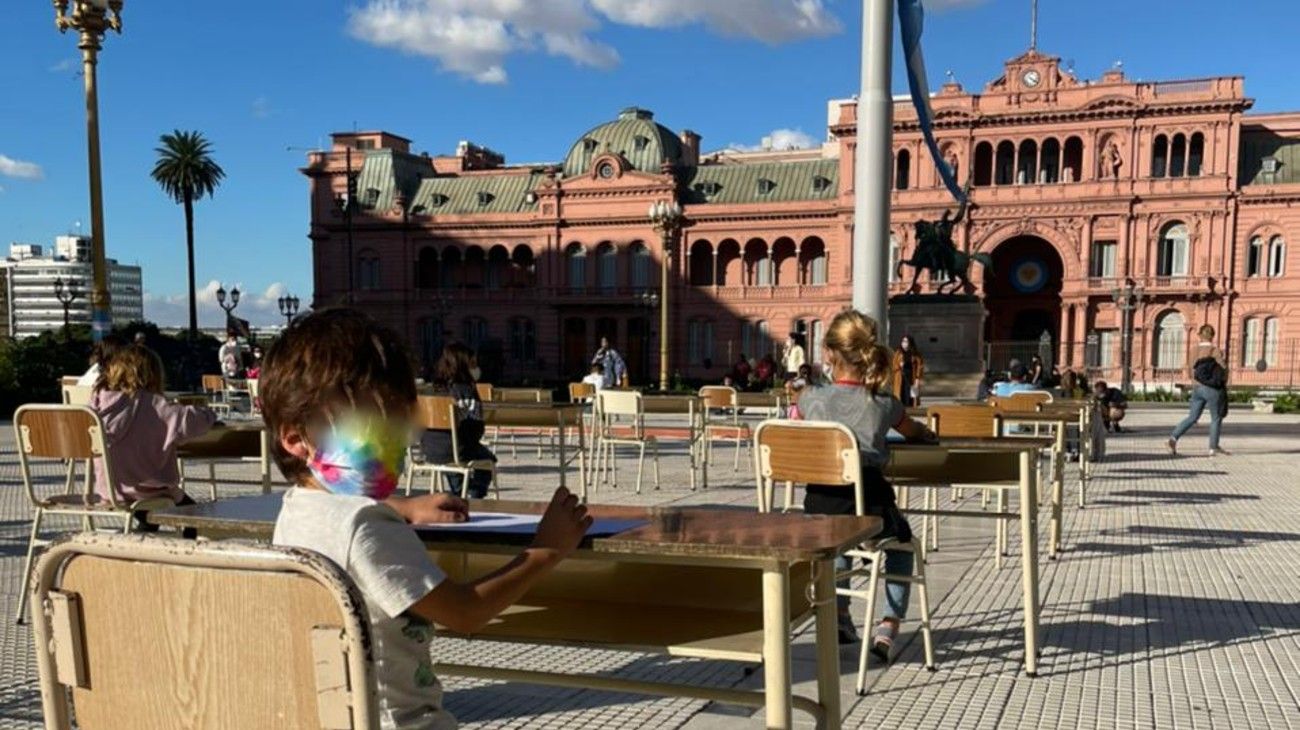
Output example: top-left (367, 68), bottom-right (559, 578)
top-left (387, 493), bottom-right (469, 524)
top-left (529, 487), bottom-right (592, 564)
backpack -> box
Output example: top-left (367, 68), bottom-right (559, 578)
top-left (1192, 356), bottom-right (1226, 389)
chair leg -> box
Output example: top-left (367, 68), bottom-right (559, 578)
top-left (651, 441), bottom-right (661, 490)
top-left (610, 443), bottom-right (619, 490)
top-left (914, 548), bottom-right (936, 670)
top-left (783, 482), bottom-right (794, 512)
top-left (996, 490), bottom-right (1008, 569)
top-left (459, 469), bottom-right (471, 500)
top-left (404, 463), bottom-right (414, 496)
top-left (635, 442), bottom-right (646, 495)
top-left (981, 487), bottom-right (990, 511)
top-left (856, 549), bottom-right (884, 695)
top-left (733, 431), bottom-right (741, 471)
top-left (15, 509), bottom-right (44, 624)
top-left (208, 462), bottom-right (218, 502)
top-left (491, 468), bottom-right (500, 499)
top-left (927, 490), bottom-right (939, 553)
top-left (63, 460), bottom-right (77, 494)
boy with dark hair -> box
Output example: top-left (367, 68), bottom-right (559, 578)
top-left (1092, 380), bottom-right (1128, 433)
top-left (260, 308), bottom-right (590, 729)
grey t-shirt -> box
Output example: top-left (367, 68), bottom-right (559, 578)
top-left (796, 384), bottom-right (904, 468)
top-left (273, 488), bottom-right (456, 730)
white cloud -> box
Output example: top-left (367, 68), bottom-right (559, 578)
top-left (349, 0), bottom-right (840, 83)
top-left (0, 154), bottom-right (44, 180)
top-left (726, 128), bottom-right (818, 152)
top-left (48, 58), bottom-right (76, 73)
top-left (251, 95), bottom-right (274, 119)
top-left (591, 0), bottom-right (840, 44)
top-left (144, 280), bottom-right (297, 328)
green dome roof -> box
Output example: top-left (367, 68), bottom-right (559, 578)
top-left (562, 107), bottom-right (684, 177)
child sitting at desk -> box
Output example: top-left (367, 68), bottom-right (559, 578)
top-left (261, 308), bottom-right (591, 730)
top-left (420, 342), bottom-right (497, 499)
top-left (793, 310), bottom-right (935, 658)
top-left (89, 344), bottom-right (217, 527)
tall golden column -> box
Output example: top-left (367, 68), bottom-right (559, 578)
top-left (53, 0), bottom-right (123, 341)
top-left (648, 200), bottom-right (683, 391)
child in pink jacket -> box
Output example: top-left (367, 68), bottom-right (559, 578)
top-left (90, 344), bottom-right (216, 514)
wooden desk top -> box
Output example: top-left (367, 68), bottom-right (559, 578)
top-left (176, 422), bottom-right (265, 458)
top-left (153, 494), bottom-right (881, 563)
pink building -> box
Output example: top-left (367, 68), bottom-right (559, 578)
top-left (303, 49), bottom-right (1300, 388)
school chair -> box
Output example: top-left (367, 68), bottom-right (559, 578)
top-left (30, 533), bottom-right (379, 729)
top-left (406, 395), bottom-right (499, 499)
top-left (12, 404), bottom-right (175, 624)
top-left (753, 419), bottom-right (935, 693)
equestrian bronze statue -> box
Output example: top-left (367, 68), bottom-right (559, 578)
top-left (896, 183), bottom-right (991, 295)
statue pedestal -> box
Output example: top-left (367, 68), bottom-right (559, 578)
top-left (888, 294), bottom-right (985, 374)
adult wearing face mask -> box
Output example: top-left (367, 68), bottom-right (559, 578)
top-left (890, 334), bottom-right (924, 407)
top-left (218, 330), bottom-right (244, 379)
top-left (419, 342), bottom-right (497, 499)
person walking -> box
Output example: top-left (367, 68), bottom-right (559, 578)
top-left (591, 337), bottom-right (627, 389)
top-left (891, 334), bottom-right (925, 407)
top-left (1169, 324), bottom-right (1230, 456)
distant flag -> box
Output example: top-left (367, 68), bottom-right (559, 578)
top-left (897, 0), bottom-right (966, 205)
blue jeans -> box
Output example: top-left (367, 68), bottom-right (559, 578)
top-left (835, 550), bottom-right (912, 620)
top-left (1171, 385), bottom-right (1223, 450)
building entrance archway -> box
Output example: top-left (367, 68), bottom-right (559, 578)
top-left (983, 235), bottom-right (1064, 364)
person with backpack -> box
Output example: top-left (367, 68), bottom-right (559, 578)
top-left (1169, 324), bottom-right (1229, 456)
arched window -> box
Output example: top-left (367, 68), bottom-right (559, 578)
top-left (810, 319), bottom-right (824, 364)
top-left (440, 248), bottom-right (461, 288)
top-left (1242, 318), bottom-right (1261, 366)
top-left (1151, 134), bottom-right (1169, 178)
top-left (509, 317), bottom-right (536, 362)
top-left (771, 237), bottom-right (797, 286)
top-left (995, 141), bottom-right (1015, 185)
top-left (1248, 236), bottom-right (1265, 278)
top-left (486, 245), bottom-right (509, 290)
top-left (510, 245), bottom-right (536, 288)
top-left (689, 240), bottom-right (714, 286)
top-left (717, 239), bottom-right (741, 286)
top-left (688, 318), bottom-right (715, 366)
top-left (463, 246), bottom-right (486, 288)
top-left (1153, 310), bottom-right (1186, 369)
top-left (462, 316), bottom-right (488, 351)
top-left (1017, 139), bottom-right (1038, 185)
top-left (1063, 136), bottom-right (1083, 182)
top-left (745, 238), bottom-right (771, 286)
top-left (595, 242), bottom-right (617, 292)
top-left (418, 317), bottom-right (444, 369)
top-left (895, 149), bottom-right (911, 190)
top-left (1039, 138), bottom-right (1061, 183)
top-left (356, 249), bottom-right (381, 290)
top-left (1188, 132), bottom-right (1205, 176)
top-left (802, 236), bottom-right (827, 285)
top-left (888, 234), bottom-right (901, 283)
top-left (973, 142), bottom-right (993, 187)
top-left (1170, 133), bottom-right (1187, 178)
top-left (629, 242), bottom-right (652, 288)
top-left (741, 319), bottom-right (770, 360)
top-left (1269, 235), bottom-right (1286, 278)
top-left (1157, 222), bottom-right (1189, 277)
top-left (1264, 318), bottom-right (1280, 366)
top-left (416, 247), bottom-right (439, 289)
top-left (565, 243), bottom-right (586, 291)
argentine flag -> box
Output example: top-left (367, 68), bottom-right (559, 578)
top-left (898, 0), bottom-right (967, 205)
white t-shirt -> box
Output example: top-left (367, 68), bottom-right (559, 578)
top-left (273, 488), bottom-right (456, 730)
top-left (581, 373), bottom-right (604, 391)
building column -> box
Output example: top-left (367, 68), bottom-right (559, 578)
top-left (1073, 302), bottom-right (1088, 369)
top-left (1059, 304), bottom-right (1073, 366)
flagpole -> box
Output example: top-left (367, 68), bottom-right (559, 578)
top-left (853, 0), bottom-right (894, 333)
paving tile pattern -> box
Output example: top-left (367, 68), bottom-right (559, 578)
top-left (0, 410), bottom-right (1297, 728)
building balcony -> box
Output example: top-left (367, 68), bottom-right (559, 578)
top-left (707, 283), bottom-right (849, 301)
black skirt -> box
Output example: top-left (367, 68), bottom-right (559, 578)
top-left (803, 466), bottom-right (913, 543)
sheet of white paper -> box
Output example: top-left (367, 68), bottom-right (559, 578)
top-left (419, 512), bottom-right (543, 532)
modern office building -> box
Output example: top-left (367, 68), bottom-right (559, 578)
top-left (301, 46), bottom-right (1300, 387)
top-left (2, 236), bottom-right (144, 338)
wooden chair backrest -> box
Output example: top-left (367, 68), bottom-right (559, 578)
top-left (201, 374), bottom-right (225, 393)
top-left (754, 419), bottom-right (860, 487)
top-left (927, 405), bottom-right (1001, 438)
top-left (414, 395), bottom-right (457, 431)
top-left (568, 382), bottom-right (595, 402)
top-left (475, 383), bottom-right (495, 402)
top-left (14, 405), bottom-right (103, 460)
top-left (597, 389), bottom-right (643, 418)
top-left (32, 534), bottom-right (378, 730)
top-left (992, 391), bottom-right (1053, 411)
top-left (698, 385), bottom-right (737, 410)
top-left (60, 376), bottom-right (82, 386)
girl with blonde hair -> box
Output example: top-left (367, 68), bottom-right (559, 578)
top-left (793, 309), bottom-right (935, 657)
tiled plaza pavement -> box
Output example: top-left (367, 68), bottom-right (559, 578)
top-left (1, 408), bottom-right (1298, 728)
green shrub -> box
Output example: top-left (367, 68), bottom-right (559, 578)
top-left (1273, 392), bottom-right (1300, 414)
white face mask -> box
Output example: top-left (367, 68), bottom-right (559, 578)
top-left (469, 367), bottom-right (482, 381)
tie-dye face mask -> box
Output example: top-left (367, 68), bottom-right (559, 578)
top-left (307, 412), bottom-right (410, 501)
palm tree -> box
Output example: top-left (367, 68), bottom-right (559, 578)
top-left (151, 130), bottom-right (225, 339)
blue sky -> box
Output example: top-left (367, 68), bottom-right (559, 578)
top-left (2, 0), bottom-right (1294, 326)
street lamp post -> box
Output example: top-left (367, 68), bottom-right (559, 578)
top-left (648, 200), bottom-right (683, 391)
top-left (53, 0), bottom-right (123, 343)
top-left (1111, 278), bottom-right (1146, 394)
top-left (216, 283), bottom-right (241, 334)
top-left (53, 276), bottom-right (83, 340)
top-left (277, 294), bottom-right (300, 327)
top-left (637, 290), bottom-right (660, 383)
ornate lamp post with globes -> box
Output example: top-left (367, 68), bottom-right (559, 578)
top-left (1111, 278), bottom-right (1146, 394)
top-left (277, 294), bottom-right (300, 327)
top-left (54, 276), bottom-right (83, 341)
top-left (216, 284), bottom-right (241, 334)
top-left (648, 200), bottom-right (683, 391)
top-left (53, 0), bottom-right (123, 342)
